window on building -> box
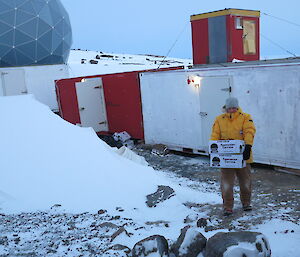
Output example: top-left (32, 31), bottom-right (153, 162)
top-left (235, 17), bottom-right (243, 29)
top-left (243, 20), bottom-right (256, 55)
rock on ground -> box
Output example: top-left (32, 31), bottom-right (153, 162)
top-left (170, 225), bottom-right (206, 257)
top-left (146, 185), bottom-right (175, 208)
top-left (205, 231), bottom-right (271, 257)
top-left (132, 235), bottom-right (169, 257)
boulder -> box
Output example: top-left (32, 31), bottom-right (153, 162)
top-left (146, 185), bottom-right (175, 208)
top-left (170, 226), bottom-right (206, 257)
top-left (105, 244), bottom-right (131, 256)
top-left (205, 231), bottom-right (271, 257)
top-left (132, 235), bottom-right (169, 257)
top-left (110, 227), bottom-right (131, 242)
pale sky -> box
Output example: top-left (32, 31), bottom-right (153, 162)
top-left (61, 0), bottom-right (300, 59)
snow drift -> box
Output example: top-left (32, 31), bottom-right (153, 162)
top-left (0, 95), bottom-right (217, 220)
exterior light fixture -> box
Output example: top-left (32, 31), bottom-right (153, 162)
top-left (187, 75), bottom-right (202, 88)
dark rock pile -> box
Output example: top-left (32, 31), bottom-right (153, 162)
top-left (131, 228), bottom-right (271, 257)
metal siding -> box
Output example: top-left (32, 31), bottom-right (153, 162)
top-left (199, 77), bottom-right (231, 144)
top-left (191, 19), bottom-right (209, 64)
top-left (56, 67), bottom-right (183, 139)
top-left (56, 78), bottom-right (81, 125)
top-left (56, 72), bottom-right (143, 138)
top-left (140, 62), bottom-right (300, 169)
top-left (0, 69), bottom-right (27, 96)
top-left (208, 16), bottom-right (228, 63)
top-left (140, 72), bottom-right (204, 150)
top-left (140, 72), bottom-right (230, 152)
top-left (102, 72), bottom-right (144, 139)
top-left (75, 78), bottom-right (108, 132)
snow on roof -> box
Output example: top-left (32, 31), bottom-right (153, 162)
top-left (0, 95), bottom-right (217, 220)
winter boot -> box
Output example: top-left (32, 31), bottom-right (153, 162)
top-left (243, 205), bottom-right (252, 211)
top-left (223, 209), bottom-right (233, 216)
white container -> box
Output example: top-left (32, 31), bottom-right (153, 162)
top-left (210, 153), bottom-right (246, 168)
top-left (139, 59), bottom-right (300, 169)
top-left (140, 73), bottom-right (231, 154)
top-left (0, 64), bottom-right (69, 111)
top-left (209, 140), bottom-right (245, 154)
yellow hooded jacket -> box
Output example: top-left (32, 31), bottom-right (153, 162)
top-left (210, 108), bottom-right (256, 163)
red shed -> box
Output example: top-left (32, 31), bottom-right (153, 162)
top-left (55, 67), bottom-right (183, 140)
top-left (191, 8), bottom-right (260, 64)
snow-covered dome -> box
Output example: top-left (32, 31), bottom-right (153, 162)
top-left (0, 0), bottom-right (72, 67)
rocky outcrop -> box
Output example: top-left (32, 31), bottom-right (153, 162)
top-left (105, 244), bottom-right (131, 256)
top-left (132, 235), bottom-right (169, 257)
top-left (110, 227), bottom-right (131, 242)
top-left (205, 231), bottom-right (271, 257)
top-left (170, 226), bottom-right (206, 257)
top-left (146, 185), bottom-right (175, 208)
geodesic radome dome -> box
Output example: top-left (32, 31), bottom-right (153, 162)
top-left (0, 0), bottom-right (72, 67)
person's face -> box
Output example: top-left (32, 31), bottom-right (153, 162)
top-left (226, 107), bottom-right (238, 113)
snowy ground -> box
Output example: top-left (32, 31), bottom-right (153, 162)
top-left (66, 49), bottom-right (291, 80)
top-left (67, 49), bottom-right (192, 78)
top-left (134, 147), bottom-right (300, 256)
top-left (0, 95), bottom-right (299, 256)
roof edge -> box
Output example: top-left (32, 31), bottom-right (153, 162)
top-left (190, 57), bottom-right (300, 69)
top-left (190, 8), bottom-right (260, 21)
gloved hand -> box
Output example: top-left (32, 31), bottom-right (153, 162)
top-left (243, 144), bottom-right (252, 160)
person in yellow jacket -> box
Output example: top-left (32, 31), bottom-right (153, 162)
top-left (210, 97), bottom-right (256, 216)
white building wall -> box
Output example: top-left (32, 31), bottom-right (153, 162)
top-left (140, 62), bottom-right (300, 169)
top-left (0, 64), bottom-right (69, 111)
top-left (140, 71), bottom-right (203, 150)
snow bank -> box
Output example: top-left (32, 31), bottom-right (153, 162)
top-left (113, 146), bottom-right (149, 166)
top-left (0, 95), bottom-right (215, 221)
top-left (253, 219), bottom-right (300, 257)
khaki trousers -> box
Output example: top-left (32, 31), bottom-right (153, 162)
top-left (220, 164), bottom-right (252, 210)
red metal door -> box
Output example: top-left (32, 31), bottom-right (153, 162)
top-left (103, 72), bottom-right (144, 139)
